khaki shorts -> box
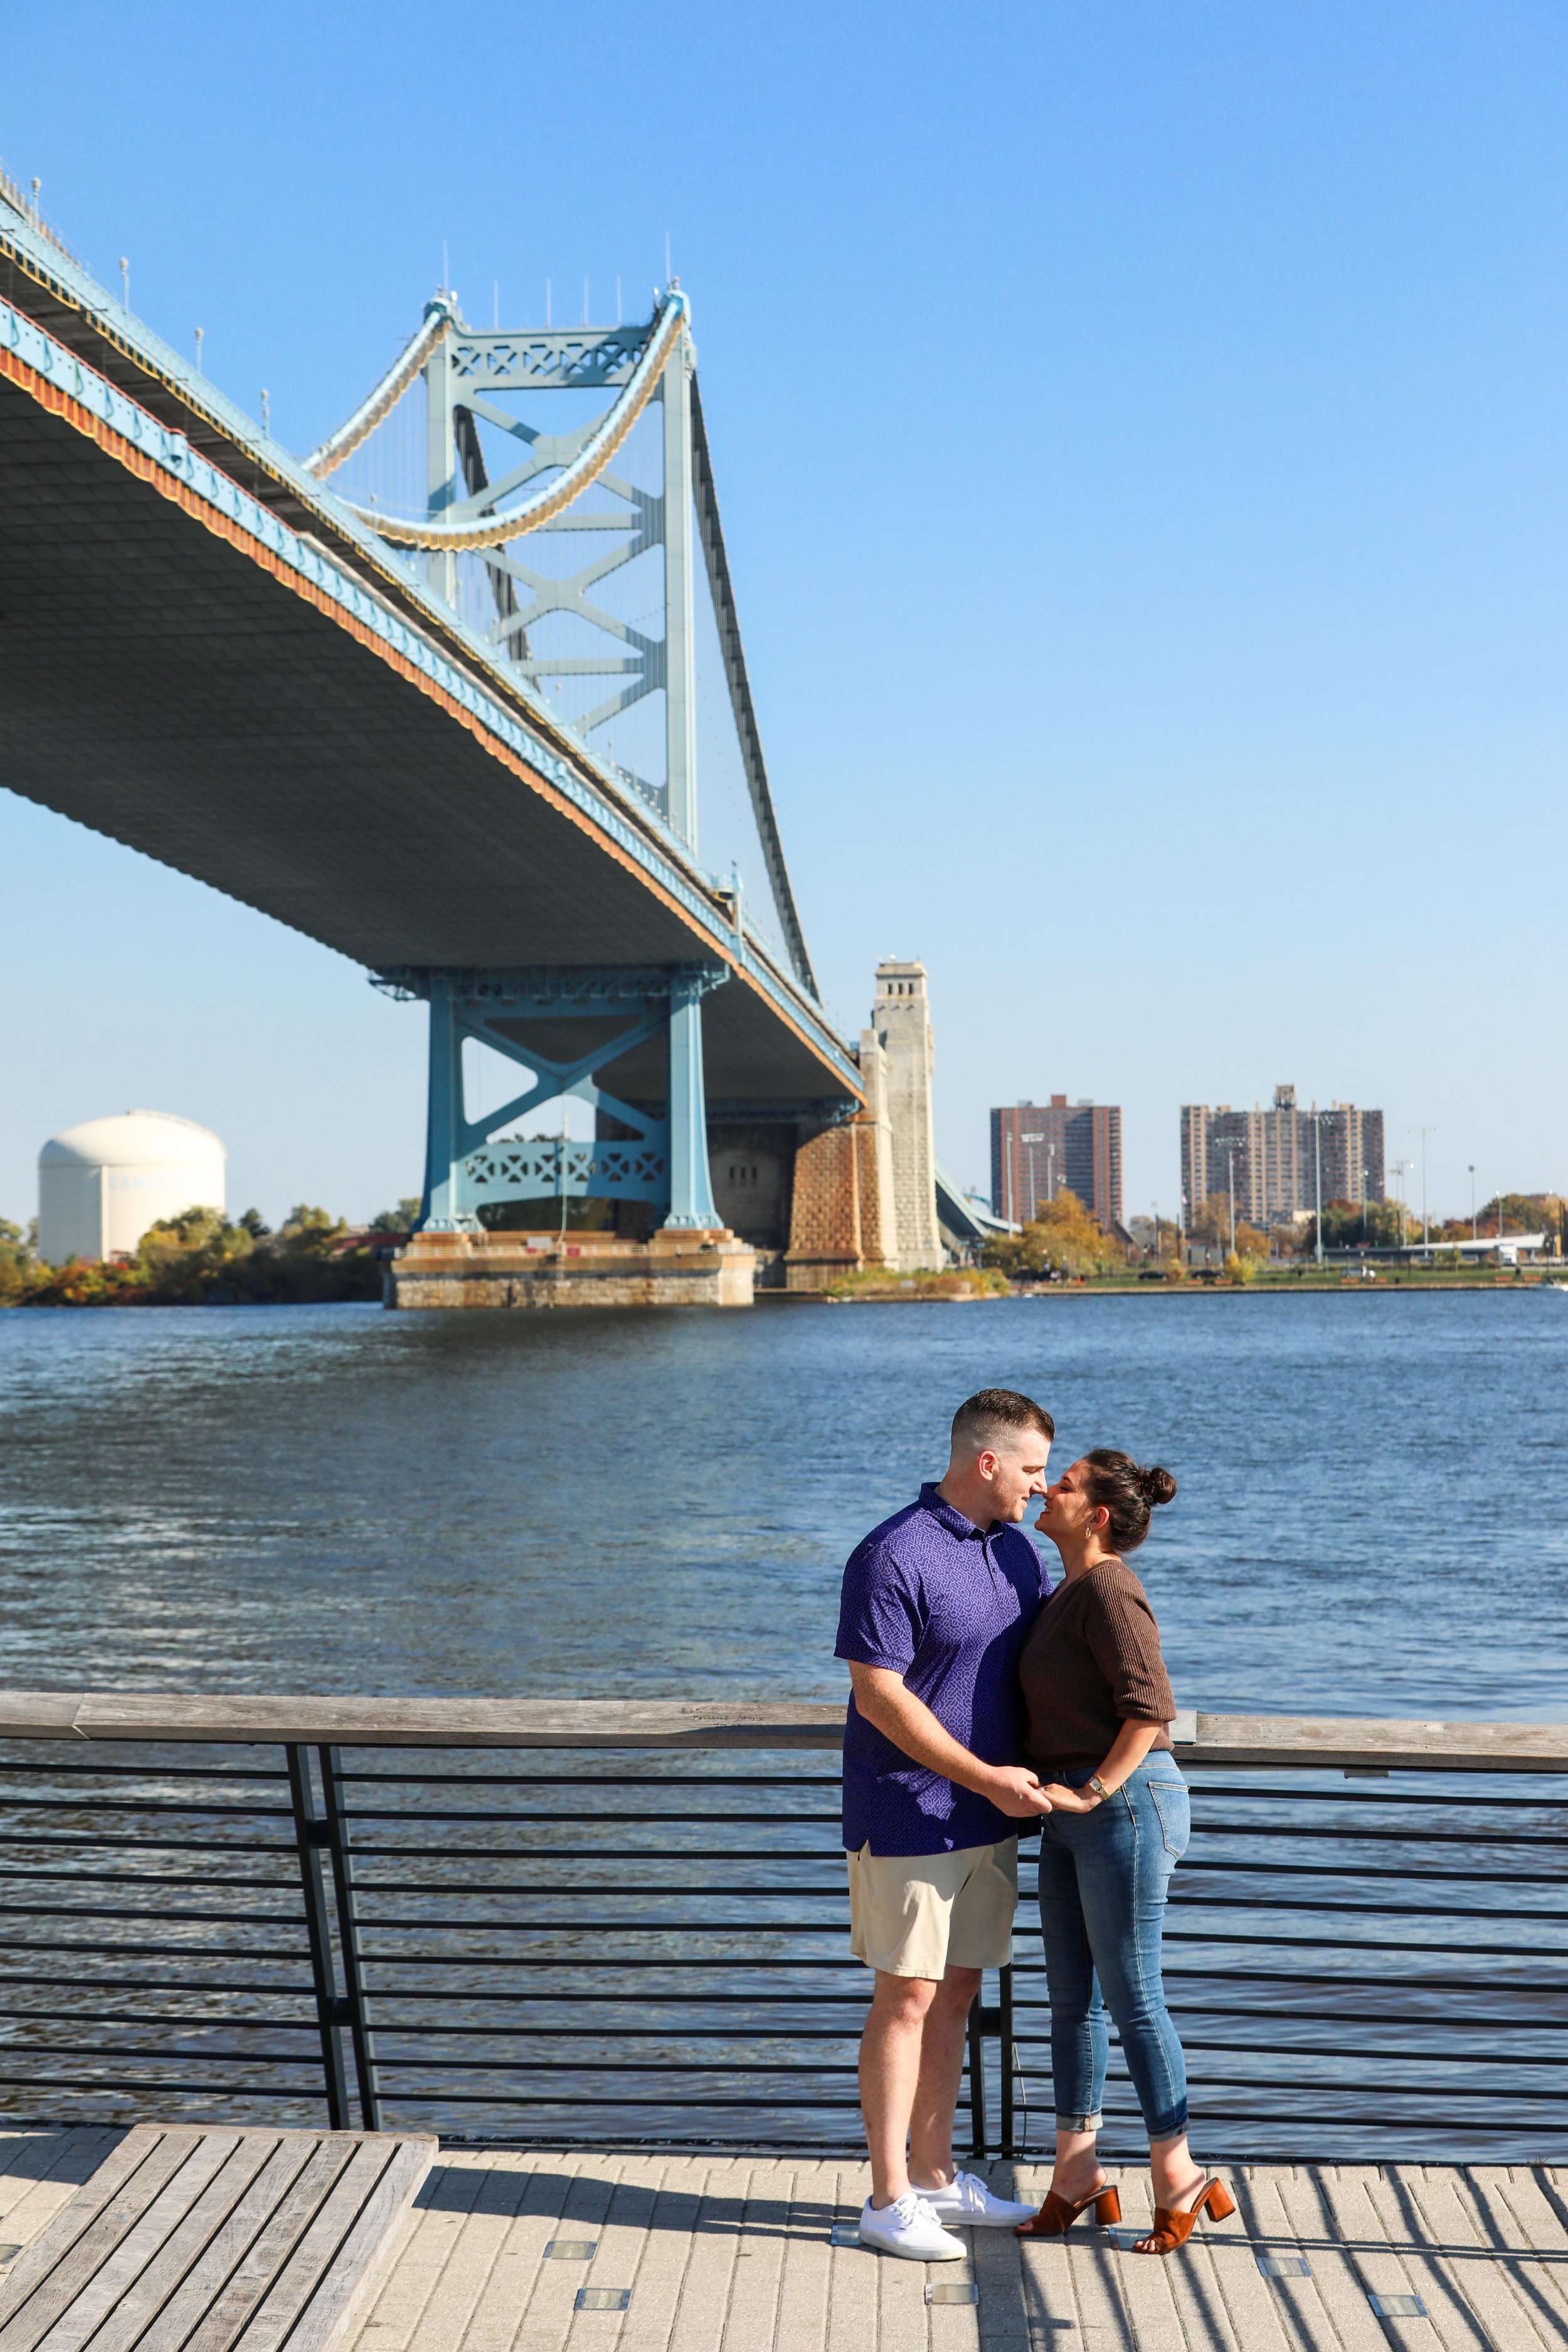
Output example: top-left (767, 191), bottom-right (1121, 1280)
top-left (846, 1838), bottom-right (1018, 1978)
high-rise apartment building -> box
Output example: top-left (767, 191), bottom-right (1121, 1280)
top-left (1180, 1087), bottom-right (1385, 1228)
top-left (990, 1098), bottom-right (1123, 1231)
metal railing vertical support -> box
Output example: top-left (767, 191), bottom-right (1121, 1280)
top-left (998, 1964), bottom-right (1015, 2159)
top-left (967, 1993), bottom-right (988, 2158)
top-left (285, 1743), bottom-right (351, 2129)
top-left (319, 1745), bottom-right (381, 2130)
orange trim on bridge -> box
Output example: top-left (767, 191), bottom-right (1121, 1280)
top-left (0, 342), bottom-right (862, 1103)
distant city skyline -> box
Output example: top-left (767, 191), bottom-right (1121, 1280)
top-left (1180, 1087), bottom-right (1385, 1232)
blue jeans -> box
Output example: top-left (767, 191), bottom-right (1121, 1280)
top-left (1034, 1758), bottom-right (1190, 2139)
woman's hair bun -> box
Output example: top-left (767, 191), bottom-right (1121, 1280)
top-left (1139, 1465), bottom-right (1178, 1508)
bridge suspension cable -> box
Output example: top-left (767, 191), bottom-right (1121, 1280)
top-left (322, 292), bottom-right (686, 549)
top-left (304, 296), bottom-right (457, 480)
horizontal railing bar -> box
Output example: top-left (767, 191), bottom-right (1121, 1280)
top-left (1020, 1997), bottom-right (1567, 2028)
top-left (324, 1862), bottom-right (1568, 1893)
top-left (1165, 1893), bottom-right (1568, 1919)
top-left (341, 1776), bottom-right (847, 1789)
top-left (0, 1837), bottom-right (301, 1855)
top-left (0, 1939), bottom-right (309, 1958)
top-left (364, 2098), bottom-right (869, 2117)
top-left (0, 1764), bottom-right (289, 1779)
top-left (1012, 2030), bottom-right (1568, 2068)
top-left (1184, 1784), bottom-right (1568, 1808)
top-left (0, 1799), bottom-right (294, 1816)
top-left (0, 1974), bottom-right (319, 1993)
top-left (0, 2011), bottom-right (324, 2029)
top-left (0, 1870), bottom-right (303, 1888)
top-left (0, 2074), bottom-right (332, 2095)
top-left (0, 2043), bottom-right (340, 2063)
top-left (1158, 1931), bottom-right (1561, 1955)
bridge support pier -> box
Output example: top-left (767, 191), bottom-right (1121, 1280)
top-left (374, 964), bottom-right (753, 1308)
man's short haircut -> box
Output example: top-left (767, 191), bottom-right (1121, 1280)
top-left (950, 1388), bottom-right (1055, 1458)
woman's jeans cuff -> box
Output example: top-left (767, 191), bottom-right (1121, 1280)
top-left (1054, 2112), bottom-right (1103, 2132)
top-left (1147, 2099), bottom-right (1189, 2139)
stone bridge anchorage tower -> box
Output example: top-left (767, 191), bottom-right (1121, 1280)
top-left (771, 959), bottom-right (946, 1290)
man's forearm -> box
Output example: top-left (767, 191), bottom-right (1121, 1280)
top-left (853, 1673), bottom-right (995, 1794)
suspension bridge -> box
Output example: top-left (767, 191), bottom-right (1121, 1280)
top-left (0, 181), bottom-right (1000, 1301)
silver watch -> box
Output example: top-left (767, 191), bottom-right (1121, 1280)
top-left (1087, 1774), bottom-right (1113, 1803)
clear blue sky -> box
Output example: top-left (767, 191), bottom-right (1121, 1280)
top-left (2, 2), bottom-right (1564, 1227)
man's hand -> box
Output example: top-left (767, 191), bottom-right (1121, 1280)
top-left (982, 1765), bottom-right (1054, 1818)
top-left (847, 1662), bottom-right (1053, 1814)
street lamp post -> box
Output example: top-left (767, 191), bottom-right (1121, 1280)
top-left (1411, 1127), bottom-right (1438, 1256)
top-left (1313, 1108), bottom-right (1323, 1267)
top-left (1217, 1140), bottom-right (1242, 1258)
top-left (1469, 1164), bottom-right (1476, 1244)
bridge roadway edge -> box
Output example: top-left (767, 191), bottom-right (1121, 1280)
top-left (0, 242), bottom-right (863, 1114)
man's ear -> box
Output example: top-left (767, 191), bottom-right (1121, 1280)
top-left (975, 1448), bottom-right (1000, 1480)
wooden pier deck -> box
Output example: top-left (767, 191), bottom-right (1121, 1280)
top-left (3, 2134), bottom-right (1568, 2347)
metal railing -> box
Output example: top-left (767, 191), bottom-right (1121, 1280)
top-left (0, 1698), bottom-right (1560, 2163)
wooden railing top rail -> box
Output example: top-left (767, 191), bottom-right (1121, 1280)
top-left (0, 1692), bottom-right (1559, 1769)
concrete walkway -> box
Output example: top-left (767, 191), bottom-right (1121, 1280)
top-left (4, 2136), bottom-right (1568, 2349)
top-left (342, 2148), bottom-right (1568, 2351)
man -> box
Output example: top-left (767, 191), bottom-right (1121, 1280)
top-left (836, 1387), bottom-right (1056, 2260)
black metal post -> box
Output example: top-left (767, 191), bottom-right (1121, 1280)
top-left (967, 1991), bottom-right (988, 2156)
top-left (285, 1742), bottom-right (351, 2129)
top-left (319, 1744), bottom-right (381, 2129)
top-left (999, 1963), bottom-right (1015, 2158)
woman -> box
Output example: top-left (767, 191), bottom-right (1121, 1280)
top-left (1013, 1449), bottom-right (1232, 2257)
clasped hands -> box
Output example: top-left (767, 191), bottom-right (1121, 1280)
top-left (984, 1766), bottom-right (1104, 1818)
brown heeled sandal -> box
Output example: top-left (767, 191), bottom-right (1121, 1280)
top-left (1134, 2176), bottom-right (1236, 2255)
top-left (1015, 2181), bottom-right (1122, 2237)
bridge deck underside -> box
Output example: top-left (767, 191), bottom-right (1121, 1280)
top-left (0, 375), bottom-right (844, 1106)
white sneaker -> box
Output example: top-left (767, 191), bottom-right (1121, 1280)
top-left (857, 2192), bottom-right (967, 2260)
top-left (914, 2169), bottom-right (1037, 2227)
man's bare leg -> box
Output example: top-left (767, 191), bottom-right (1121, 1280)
top-left (859, 1971), bottom-right (938, 2206)
top-left (860, 1965), bottom-right (982, 2207)
top-left (907, 1966), bottom-right (982, 2191)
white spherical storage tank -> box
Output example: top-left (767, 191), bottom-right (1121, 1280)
top-left (38, 1111), bottom-right (227, 1266)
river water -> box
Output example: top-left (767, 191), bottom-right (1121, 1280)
top-left (0, 1287), bottom-right (1564, 1716)
top-left (0, 1289), bottom-right (1564, 2158)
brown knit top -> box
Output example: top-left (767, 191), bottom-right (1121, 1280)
top-left (1017, 1556), bottom-right (1175, 1776)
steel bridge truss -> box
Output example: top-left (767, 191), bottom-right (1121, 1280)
top-left (374, 965), bottom-right (728, 1234)
top-left (307, 290), bottom-right (817, 997)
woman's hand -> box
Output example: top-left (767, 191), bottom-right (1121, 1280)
top-left (1038, 1782), bottom-right (1103, 1813)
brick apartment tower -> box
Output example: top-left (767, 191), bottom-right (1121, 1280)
top-left (991, 1099), bottom-right (1123, 1230)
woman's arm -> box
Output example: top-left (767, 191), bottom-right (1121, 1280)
top-left (1037, 1717), bottom-right (1165, 1813)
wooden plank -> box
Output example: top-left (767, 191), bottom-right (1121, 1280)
top-left (35, 2135), bottom-right (258, 2352)
top-left (267, 2137), bottom-right (434, 2352)
top-left (0, 2131), bottom-right (203, 2352)
top-left (0, 1697), bottom-right (84, 1739)
top-left (0, 1688), bottom-right (1523, 1763)
top-left (132, 2137), bottom-right (323, 2352)
top-left (1183, 1713), bottom-right (1568, 1772)
top-left (70, 1695), bottom-right (845, 1749)
top-left (0, 2130), bottom-right (172, 2324)
top-left (178, 2141), bottom-right (358, 2352)
top-left (231, 2139), bottom-right (428, 2352)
